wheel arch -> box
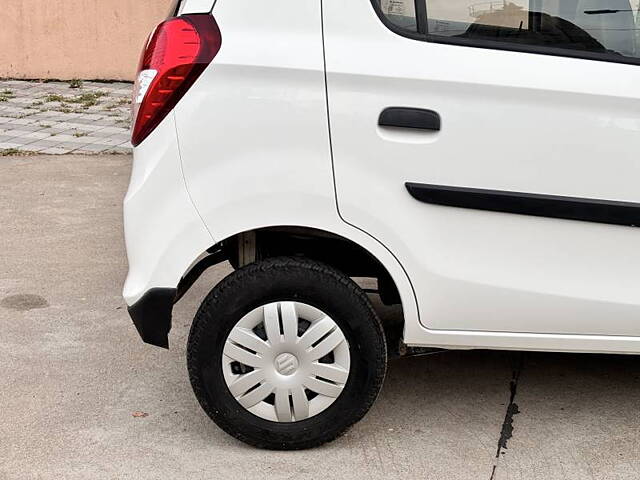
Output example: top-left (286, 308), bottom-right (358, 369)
top-left (179, 225), bottom-right (419, 336)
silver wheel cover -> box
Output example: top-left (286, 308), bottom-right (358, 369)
top-left (222, 302), bottom-right (351, 423)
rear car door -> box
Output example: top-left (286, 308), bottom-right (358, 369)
top-left (323, 0), bottom-right (640, 336)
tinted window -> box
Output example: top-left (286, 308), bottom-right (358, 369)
top-left (374, 0), bottom-right (640, 63)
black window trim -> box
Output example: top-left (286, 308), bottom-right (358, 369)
top-left (370, 0), bottom-right (640, 67)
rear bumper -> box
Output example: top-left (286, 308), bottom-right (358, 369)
top-left (122, 113), bottom-right (214, 347)
top-left (128, 288), bottom-right (177, 349)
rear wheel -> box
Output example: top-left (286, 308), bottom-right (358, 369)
top-left (187, 257), bottom-right (387, 449)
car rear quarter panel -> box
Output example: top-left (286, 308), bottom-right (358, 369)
top-left (175, 0), bottom-right (338, 242)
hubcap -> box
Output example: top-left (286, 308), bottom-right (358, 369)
top-left (222, 301), bottom-right (351, 423)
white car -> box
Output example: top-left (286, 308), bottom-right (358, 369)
top-left (124, 0), bottom-right (640, 449)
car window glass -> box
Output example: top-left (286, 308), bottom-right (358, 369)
top-left (373, 0), bottom-right (640, 63)
top-left (427, 0), bottom-right (639, 58)
top-left (377, 0), bottom-right (418, 32)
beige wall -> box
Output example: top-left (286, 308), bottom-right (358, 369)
top-left (1, 0), bottom-right (174, 81)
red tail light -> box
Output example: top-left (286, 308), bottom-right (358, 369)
top-left (132, 14), bottom-right (222, 147)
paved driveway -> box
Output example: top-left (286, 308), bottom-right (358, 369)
top-left (1, 155), bottom-right (639, 480)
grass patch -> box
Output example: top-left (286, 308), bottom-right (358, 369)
top-left (68, 91), bottom-right (107, 107)
top-left (44, 94), bottom-right (65, 103)
top-left (43, 91), bottom-right (107, 110)
top-left (68, 79), bottom-right (83, 89)
top-left (73, 131), bottom-right (88, 138)
top-left (0, 148), bottom-right (37, 156)
top-left (0, 90), bottom-right (14, 102)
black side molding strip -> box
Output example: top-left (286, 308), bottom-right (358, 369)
top-left (405, 183), bottom-right (640, 227)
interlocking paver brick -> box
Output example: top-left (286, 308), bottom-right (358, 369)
top-left (78, 144), bottom-right (112, 153)
top-left (40, 147), bottom-right (72, 154)
top-left (26, 140), bottom-right (64, 149)
top-left (17, 144), bottom-right (48, 153)
top-left (93, 137), bottom-right (125, 146)
top-left (68, 136), bottom-right (102, 144)
top-left (2, 130), bottom-right (33, 137)
top-left (99, 126), bottom-right (129, 135)
top-left (0, 79), bottom-right (132, 155)
top-left (22, 132), bottom-right (53, 140)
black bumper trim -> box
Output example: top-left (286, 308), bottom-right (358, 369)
top-left (128, 288), bottom-right (177, 349)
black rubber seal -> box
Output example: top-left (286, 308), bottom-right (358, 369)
top-left (128, 288), bottom-right (177, 349)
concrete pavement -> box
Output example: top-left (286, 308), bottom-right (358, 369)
top-left (1, 155), bottom-right (639, 479)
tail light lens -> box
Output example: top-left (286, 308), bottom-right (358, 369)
top-left (131, 14), bottom-right (222, 147)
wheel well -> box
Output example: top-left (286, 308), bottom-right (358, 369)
top-left (175, 226), bottom-right (405, 355)
top-left (223, 227), bottom-right (402, 307)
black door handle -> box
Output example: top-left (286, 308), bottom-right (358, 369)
top-left (378, 107), bottom-right (441, 131)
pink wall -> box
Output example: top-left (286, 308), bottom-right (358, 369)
top-left (1, 0), bottom-right (174, 81)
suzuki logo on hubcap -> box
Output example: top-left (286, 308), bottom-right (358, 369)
top-left (275, 353), bottom-right (299, 376)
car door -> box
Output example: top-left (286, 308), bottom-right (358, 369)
top-left (323, 0), bottom-right (640, 336)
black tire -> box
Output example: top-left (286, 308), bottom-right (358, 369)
top-left (187, 256), bottom-right (387, 450)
